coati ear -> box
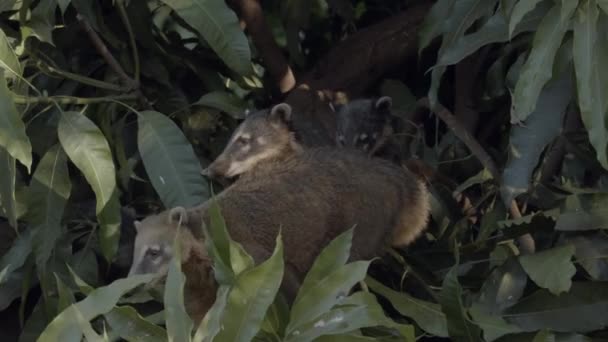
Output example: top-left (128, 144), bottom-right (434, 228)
top-left (269, 103), bottom-right (292, 124)
top-left (134, 220), bottom-right (142, 232)
top-left (374, 96), bottom-right (392, 112)
top-left (168, 206), bottom-right (188, 227)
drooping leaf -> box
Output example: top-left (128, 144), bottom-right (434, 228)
top-left (470, 304), bottom-right (522, 342)
top-left (37, 274), bottom-right (155, 341)
top-left (573, 0), bottom-right (608, 169)
top-left (58, 111), bottom-right (119, 262)
top-left (418, 0), bottom-right (455, 54)
top-left (27, 144), bottom-right (71, 272)
top-left (440, 264), bottom-right (482, 341)
top-left (164, 230), bottom-right (193, 342)
top-left (511, 3), bottom-right (574, 123)
top-left (159, 0), bottom-right (252, 75)
top-left (504, 282), bottom-right (608, 332)
top-left (214, 233), bottom-right (284, 342)
top-left (519, 245), bottom-right (576, 295)
top-left (508, 0), bottom-right (543, 38)
top-left (428, 0), bottom-right (495, 107)
top-left (0, 146), bottom-right (17, 229)
top-left (291, 291), bottom-right (415, 342)
top-left (0, 28), bottom-right (22, 77)
top-left (366, 276), bottom-right (448, 337)
top-left (476, 258), bottom-right (527, 314)
top-left (567, 234), bottom-right (608, 280)
top-left (193, 91), bottom-right (248, 119)
top-left (501, 74), bottom-right (573, 204)
top-left (0, 74), bottom-right (32, 171)
top-left (138, 110), bottom-right (208, 209)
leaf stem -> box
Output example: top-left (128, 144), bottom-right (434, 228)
top-left (115, 0), bottom-right (140, 83)
top-left (13, 94), bottom-right (138, 105)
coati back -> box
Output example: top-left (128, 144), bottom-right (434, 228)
top-left (334, 96), bottom-right (393, 154)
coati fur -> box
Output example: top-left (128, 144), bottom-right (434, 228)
top-left (131, 103), bottom-right (430, 323)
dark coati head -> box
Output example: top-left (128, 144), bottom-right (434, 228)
top-left (334, 96), bottom-right (393, 153)
top-left (203, 103), bottom-right (302, 179)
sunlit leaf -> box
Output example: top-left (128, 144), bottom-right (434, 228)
top-left (511, 3), bottom-right (574, 123)
top-left (138, 110), bottom-right (208, 209)
top-left (214, 233), bottom-right (284, 342)
top-left (160, 0), bottom-right (252, 75)
top-left (37, 274), bottom-right (155, 341)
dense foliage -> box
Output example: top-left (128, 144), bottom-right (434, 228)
top-left (1, 0), bottom-right (608, 341)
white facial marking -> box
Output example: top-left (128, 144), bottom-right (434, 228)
top-left (257, 136), bottom-right (267, 145)
top-left (224, 147), bottom-right (282, 177)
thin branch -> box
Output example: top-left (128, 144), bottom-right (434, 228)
top-left (227, 0), bottom-right (295, 93)
top-left (35, 61), bottom-right (126, 92)
top-left (417, 98), bottom-right (535, 254)
top-left (116, 0), bottom-right (140, 83)
top-left (13, 94), bottom-right (139, 105)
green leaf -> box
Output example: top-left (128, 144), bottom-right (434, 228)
top-left (511, 3), bottom-right (574, 123)
top-left (193, 285), bottom-right (230, 342)
top-left (27, 145), bottom-right (71, 272)
top-left (470, 304), bottom-right (522, 342)
top-left (573, 0), bottom-right (608, 169)
top-left (0, 75), bottom-right (32, 171)
top-left (26, 0), bottom-right (58, 44)
top-left (138, 110), bottom-right (208, 209)
top-left (0, 28), bottom-right (22, 77)
top-left (164, 230), bottom-right (193, 342)
top-left (58, 111), bottom-right (119, 262)
top-left (508, 0), bottom-right (543, 38)
top-left (37, 274), bottom-right (155, 341)
top-left (504, 282), bottom-right (608, 332)
top-left (501, 74), bottom-right (573, 204)
top-left (105, 306), bottom-right (167, 342)
top-left (295, 228), bottom-right (354, 304)
top-left (203, 198), bottom-right (234, 284)
top-left (532, 330), bottom-right (555, 342)
top-left (561, 0), bottom-right (579, 23)
top-left (599, 0), bottom-right (608, 13)
top-left (418, 0), bottom-right (455, 54)
top-left (476, 258), bottom-right (527, 314)
top-left (440, 265), bottom-right (482, 341)
top-left (0, 146), bottom-right (17, 229)
top-left (428, 0), bottom-right (495, 107)
top-left (366, 276), bottom-right (448, 337)
top-left (555, 193), bottom-right (608, 231)
top-left (193, 91), bottom-right (248, 119)
top-left (214, 233), bottom-right (284, 342)
top-left (567, 234), bottom-right (608, 280)
top-left (519, 245), bottom-right (576, 295)
top-left (160, 0), bottom-right (252, 75)
top-left (285, 292), bottom-right (415, 342)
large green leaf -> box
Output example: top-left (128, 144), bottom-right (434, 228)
top-left (27, 144), bottom-right (71, 272)
top-left (105, 306), bottom-right (168, 342)
top-left (37, 274), bottom-right (155, 342)
top-left (418, 0), bottom-right (455, 54)
top-left (508, 0), bottom-right (544, 38)
top-left (58, 110), bottom-right (119, 262)
top-left (0, 228), bottom-right (33, 310)
top-left (440, 264), bottom-right (482, 341)
top-left (286, 291), bottom-right (414, 342)
top-left (0, 74), bottom-right (31, 171)
top-left (214, 233), bottom-right (284, 342)
top-left (511, 2), bottom-right (574, 123)
top-left (428, 0), bottom-right (495, 107)
top-left (470, 304), bottom-right (522, 342)
top-left (501, 74), bottom-right (573, 204)
top-left (164, 231), bottom-right (193, 342)
top-left (0, 146), bottom-right (17, 229)
top-left (160, 0), bottom-right (252, 75)
top-left (0, 28), bottom-right (22, 77)
top-left (138, 110), bottom-right (208, 209)
top-left (193, 285), bottom-right (230, 342)
top-left (567, 235), bottom-right (608, 280)
top-left (519, 245), bottom-right (576, 295)
top-left (555, 193), bottom-right (608, 231)
top-left (573, 0), bottom-right (608, 169)
top-left (475, 258), bottom-right (527, 314)
top-left (503, 282), bottom-right (608, 332)
top-left (366, 277), bottom-right (448, 337)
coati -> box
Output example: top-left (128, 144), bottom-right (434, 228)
top-left (334, 96), bottom-right (394, 155)
top-left (130, 103), bottom-right (430, 323)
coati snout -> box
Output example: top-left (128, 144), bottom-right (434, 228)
top-left (335, 96), bottom-right (393, 153)
top-left (203, 103), bottom-right (302, 179)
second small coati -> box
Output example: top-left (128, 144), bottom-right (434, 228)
top-left (130, 103), bottom-right (430, 323)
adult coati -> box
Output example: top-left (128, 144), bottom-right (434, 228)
top-left (129, 103), bottom-right (430, 323)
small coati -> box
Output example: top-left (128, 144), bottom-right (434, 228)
top-left (334, 96), bottom-right (394, 155)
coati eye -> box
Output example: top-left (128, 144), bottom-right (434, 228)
top-left (236, 136), bottom-right (250, 145)
top-left (146, 247), bottom-right (162, 258)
